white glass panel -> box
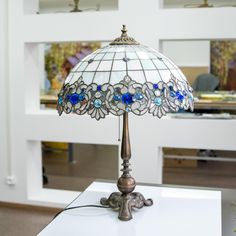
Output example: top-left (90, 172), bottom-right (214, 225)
top-left (127, 60), bottom-right (142, 70)
top-left (85, 61), bottom-right (100, 71)
top-left (148, 47), bottom-right (158, 53)
top-left (82, 72), bottom-right (95, 85)
top-left (93, 48), bottom-right (103, 54)
top-left (97, 61), bottom-right (113, 71)
top-left (103, 53), bottom-right (115, 60)
top-left (171, 69), bottom-right (186, 81)
top-left (178, 69), bottom-right (187, 81)
top-left (110, 71), bottom-right (126, 85)
top-left (65, 72), bottom-right (74, 84)
top-left (100, 46), bottom-right (110, 53)
top-left (159, 70), bottom-right (172, 83)
top-left (69, 72), bottom-right (82, 84)
top-left (107, 46), bottom-right (118, 52)
top-left (115, 46), bottom-right (126, 52)
top-left (112, 60), bottom-right (126, 71)
top-left (93, 72), bottom-right (110, 84)
top-left (126, 52), bottom-right (138, 59)
top-left (71, 62), bottom-right (83, 72)
top-left (102, 46), bottom-right (113, 53)
top-left (75, 61), bottom-right (88, 72)
top-left (128, 71), bottom-right (146, 83)
top-left (94, 53), bottom-right (105, 60)
top-left (141, 60), bottom-right (156, 70)
top-left (162, 58), bottom-right (177, 69)
top-left (114, 52), bottom-right (125, 60)
top-left (82, 53), bottom-right (95, 62)
top-left (156, 51), bottom-right (168, 59)
top-left (125, 46), bottom-right (135, 52)
top-left (152, 59), bottom-right (168, 70)
top-left (144, 70), bottom-right (162, 83)
top-left (136, 51), bottom-right (149, 59)
top-left (147, 52), bottom-right (157, 59)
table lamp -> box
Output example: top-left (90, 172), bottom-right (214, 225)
top-left (57, 25), bottom-right (194, 221)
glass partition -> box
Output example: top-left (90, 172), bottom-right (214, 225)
top-left (42, 141), bottom-right (118, 191)
top-left (163, 147), bottom-right (236, 189)
top-left (162, 40), bottom-right (236, 117)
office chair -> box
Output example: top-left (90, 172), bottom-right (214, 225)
top-left (192, 73), bottom-right (220, 92)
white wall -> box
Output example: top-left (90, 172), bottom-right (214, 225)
top-left (0, 0), bottom-right (236, 210)
top-left (0, 0), bottom-right (8, 190)
top-left (162, 40), bottom-right (210, 67)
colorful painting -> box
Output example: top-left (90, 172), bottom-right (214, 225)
top-left (44, 42), bottom-right (101, 93)
top-left (211, 41), bottom-right (236, 90)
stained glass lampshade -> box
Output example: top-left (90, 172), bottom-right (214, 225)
top-left (57, 25), bottom-right (194, 221)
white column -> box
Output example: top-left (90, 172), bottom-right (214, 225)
top-left (0, 0), bottom-right (9, 186)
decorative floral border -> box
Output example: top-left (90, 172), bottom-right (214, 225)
top-left (57, 75), bottom-right (194, 120)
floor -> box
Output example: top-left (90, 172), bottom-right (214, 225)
top-left (0, 203), bottom-right (58, 236)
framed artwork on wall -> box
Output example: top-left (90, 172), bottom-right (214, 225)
top-left (211, 40), bottom-right (236, 90)
top-left (44, 42), bottom-right (101, 94)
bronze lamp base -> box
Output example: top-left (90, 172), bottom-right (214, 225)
top-left (101, 192), bottom-right (153, 221)
top-left (100, 113), bottom-right (153, 220)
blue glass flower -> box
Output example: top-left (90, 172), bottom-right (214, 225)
top-left (122, 93), bottom-right (134, 105)
top-left (176, 91), bottom-right (184, 101)
top-left (113, 94), bottom-right (121, 101)
top-left (189, 93), bottom-right (194, 100)
top-left (134, 93), bottom-right (143, 100)
top-left (153, 84), bottom-right (158, 90)
top-left (68, 93), bottom-right (79, 105)
top-left (125, 107), bottom-right (131, 112)
top-left (94, 99), bottom-right (102, 108)
top-left (78, 93), bottom-right (85, 101)
top-left (67, 92), bottom-right (85, 105)
top-left (154, 97), bottom-right (162, 106)
top-left (170, 91), bottom-right (176, 97)
top-left (169, 85), bottom-right (173, 91)
top-left (97, 85), bottom-right (102, 91)
top-left (58, 96), bottom-right (63, 105)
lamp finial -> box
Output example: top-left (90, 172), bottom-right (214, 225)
top-left (121, 25), bottom-right (128, 37)
top-left (110, 25), bottom-right (139, 45)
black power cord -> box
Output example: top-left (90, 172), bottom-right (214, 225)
top-left (54, 205), bottom-right (110, 219)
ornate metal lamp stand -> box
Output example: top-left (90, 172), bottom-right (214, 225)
top-left (57, 25), bottom-right (194, 221)
top-left (100, 113), bottom-right (153, 221)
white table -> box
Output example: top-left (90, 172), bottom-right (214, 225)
top-left (38, 181), bottom-right (222, 236)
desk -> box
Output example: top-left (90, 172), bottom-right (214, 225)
top-left (38, 181), bottom-right (221, 236)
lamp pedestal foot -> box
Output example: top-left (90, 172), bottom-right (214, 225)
top-left (100, 192), bottom-right (153, 221)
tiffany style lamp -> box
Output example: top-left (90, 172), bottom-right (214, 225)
top-left (57, 25), bottom-right (194, 221)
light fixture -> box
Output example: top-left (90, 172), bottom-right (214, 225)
top-left (70, 0), bottom-right (82, 12)
top-left (184, 0), bottom-right (236, 8)
top-left (57, 25), bottom-right (194, 221)
top-left (69, 0), bottom-right (100, 12)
